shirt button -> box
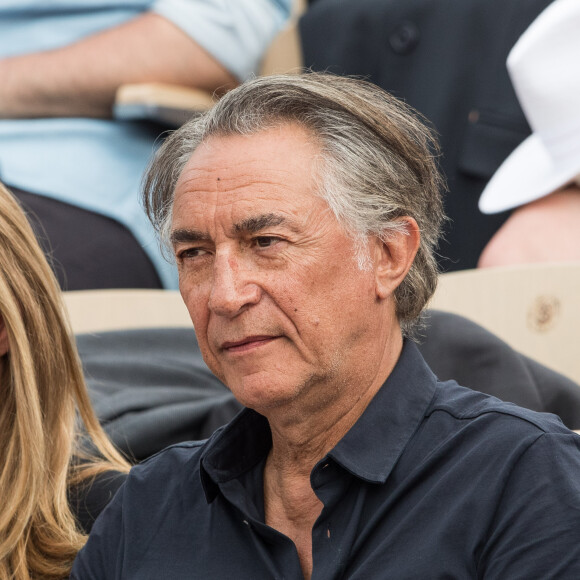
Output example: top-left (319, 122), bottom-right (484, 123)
top-left (468, 109), bottom-right (480, 124)
top-left (389, 21), bottom-right (420, 55)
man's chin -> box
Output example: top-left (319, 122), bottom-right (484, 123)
top-left (224, 372), bottom-right (301, 413)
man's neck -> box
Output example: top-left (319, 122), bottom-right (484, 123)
top-left (265, 330), bottom-right (403, 468)
top-left (262, 379), bottom-right (384, 580)
top-left (261, 332), bottom-right (404, 579)
top-left (263, 452), bottom-right (322, 580)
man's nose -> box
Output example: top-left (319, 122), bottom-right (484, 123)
top-left (208, 253), bottom-right (261, 317)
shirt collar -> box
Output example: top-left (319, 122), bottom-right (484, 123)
top-left (328, 340), bottom-right (438, 483)
top-left (200, 408), bottom-right (271, 502)
top-left (200, 340), bottom-right (437, 499)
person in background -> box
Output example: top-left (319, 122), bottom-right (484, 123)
top-left (299, 0), bottom-right (556, 272)
top-left (478, 0), bottom-right (580, 267)
top-left (0, 182), bottom-right (129, 580)
top-left (0, 0), bottom-right (291, 290)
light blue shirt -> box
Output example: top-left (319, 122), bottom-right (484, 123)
top-left (0, 0), bottom-right (291, 287)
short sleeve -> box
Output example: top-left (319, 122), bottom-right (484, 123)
top-left (151, 0), bottom-right (292, 80)
top-left (480, 432), bottom-right (580, 578)
top-left (68, 470), bottom-right (127, 534)
top-left (70, 482), bottom-right (127, 580)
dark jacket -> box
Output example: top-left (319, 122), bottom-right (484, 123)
top-left (300, 0), bottom-right (555, 269)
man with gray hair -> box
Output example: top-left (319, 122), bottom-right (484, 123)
top-left (73, 73), bottom-right (580, 579)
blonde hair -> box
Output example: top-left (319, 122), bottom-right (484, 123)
top-left (0, 182), bottom-right (129, 579)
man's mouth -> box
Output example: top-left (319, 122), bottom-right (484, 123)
top-left (221, 335), bottom-right (280, 353)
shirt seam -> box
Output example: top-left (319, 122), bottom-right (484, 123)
top-left (138, 440), bottom-right (207, 466)
top-left (426, 403), bottom-right (554, 434)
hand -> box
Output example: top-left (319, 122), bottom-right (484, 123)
top-left (478, 185), bottom-right (580, 267)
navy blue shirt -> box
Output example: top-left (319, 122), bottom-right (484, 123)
top-left (72, 342), bottom-right (580, 579)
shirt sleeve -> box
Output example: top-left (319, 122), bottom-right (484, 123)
top-left (151, 0), bottom-right (292, 80)
top-left (68, 470), bottom-right (127, 534)
top-left (70, 482), bottom-right (127, 580)
top-left (480, 432), bottom-right (580, 578)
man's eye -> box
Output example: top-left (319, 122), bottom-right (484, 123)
top-left (178, 247), bottom-right (208, 260)
top-left (254, 236), bottom-right (279, 249)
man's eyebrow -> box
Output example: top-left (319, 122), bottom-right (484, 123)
top-left (170, 228), bottom-right (211, 245)
top-left (170, 214), bottom-right (291, 245)
top-left (233, 213), bottom-right (287, 234)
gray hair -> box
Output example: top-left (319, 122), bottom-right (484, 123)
top-left (143, 73), bottom-right (445, 335)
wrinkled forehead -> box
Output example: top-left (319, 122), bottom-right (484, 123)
top-left (171, 126), bottom-right (326, 227)
top-left (176, 123), bottom-right (322, 186)
top-left (175, 141), bottom-right (294, 196)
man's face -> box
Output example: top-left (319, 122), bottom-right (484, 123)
top-left (171, 124), bottom-right (393, 414)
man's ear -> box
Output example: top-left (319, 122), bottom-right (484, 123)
top-left (373, 217), bottom-right (420, 300)
top-left (0, 315), bottom-right (9, 357)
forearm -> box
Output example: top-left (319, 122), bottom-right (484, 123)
top-left (0, 12), bottom-right (237, 119)
top-left (478, 185), bottom-right (580, 267)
